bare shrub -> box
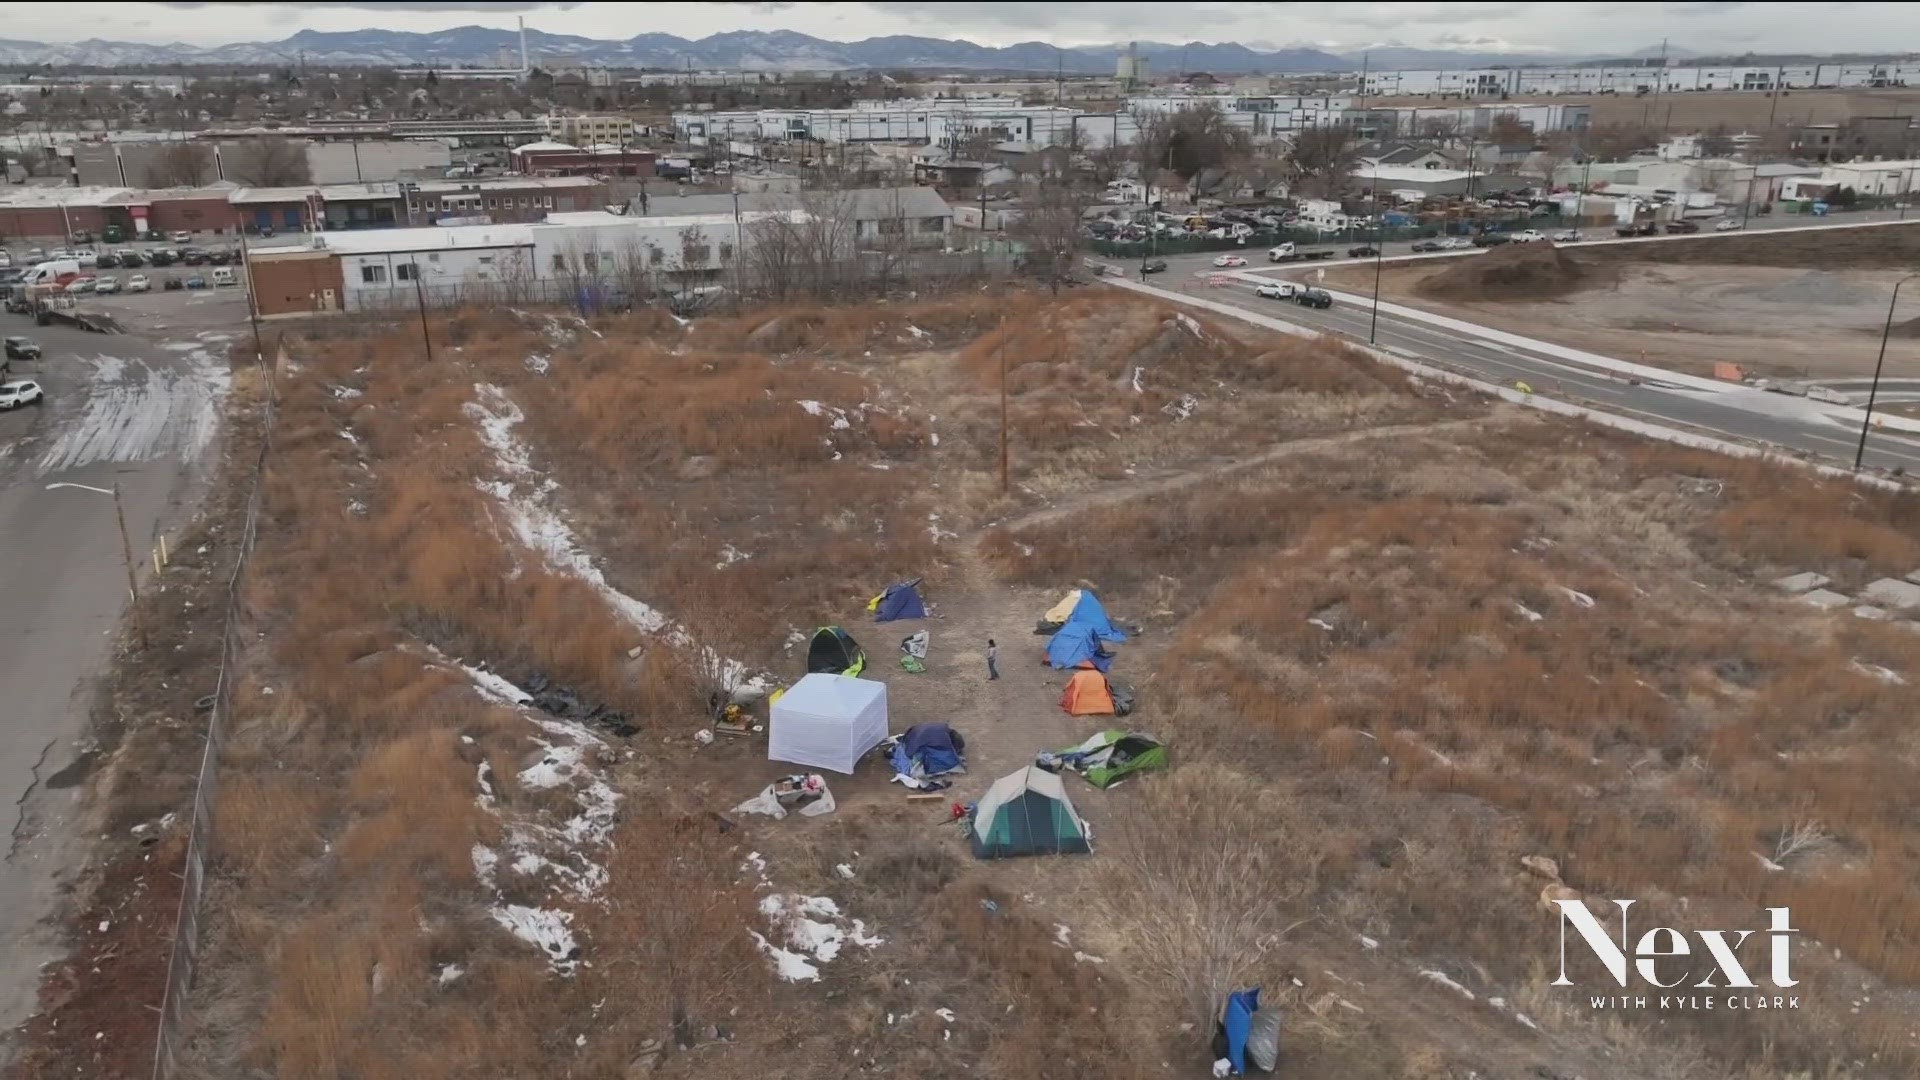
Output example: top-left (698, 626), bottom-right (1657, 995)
top-left (1101, 767), bottom-right (1320, 1031)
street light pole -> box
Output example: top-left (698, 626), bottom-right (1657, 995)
top-left (1856, 273), bottom-right (1918, 470)
top-left (1369, 156), bottom-right (1384, 345)
top-left (46, 482), bottom-right (146, 650)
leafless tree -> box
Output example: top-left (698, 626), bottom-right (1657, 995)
top-left (227, 136), bottom-right (312, 186)
top-left (143, 142), bottom-right (215, 187)
top-left (1285, 126), bottom-right (1361, 199)
top-left (1488, 111), bottom-right (1535, 148)
top-left (1013, 176), bottom-right (1091, 296)
top-left (1418, 114), bottom-right (1464, 146)
top-left (1699, 123), bottom-right (1737, 158)
top-left (1531, 131), bottom-right (1577, 193)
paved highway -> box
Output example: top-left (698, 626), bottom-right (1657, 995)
top-left (0, 289), bottom-right (246, 1059)
top-left (1115, 263), bottom-right (1920, 474)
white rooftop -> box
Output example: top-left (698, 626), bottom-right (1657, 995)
top-left (512, 140), bottom-right (579, 152)
top-left (253, 224), bottom-right (535, 256)
top-left (1355, 165), bottom-right (1477, 183)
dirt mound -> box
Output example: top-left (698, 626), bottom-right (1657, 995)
top-left (1415, 242), bottom-right (1607, 302)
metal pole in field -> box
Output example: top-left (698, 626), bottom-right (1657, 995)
top-left (1369, 156), bottom-right (1383, 344)
top-left (44, 482), bottom-right (146, 650)
top-left (998, 316), bottom-right (1009, 494)
top-left (1856, 274), bottom-right (1916, 470)
top-left (413, 260), bottom-right (434, 361)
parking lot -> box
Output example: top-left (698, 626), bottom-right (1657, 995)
top-left (0, 233), bottom-right (254, 301)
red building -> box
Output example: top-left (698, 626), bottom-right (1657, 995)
top-left (509, 141), bottom-right (656, 178)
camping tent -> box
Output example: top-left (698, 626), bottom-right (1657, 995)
top-left (807, 626), bottom-right (866, 677)
top-left (971, 766), bottom-right (1092, 859)
top-left (768, 673), bottom-right (889, 774)
top-left (872, 580), bottom-right (928, 622)
top-left (1060, 670), bottom-right (1116, 716)
top-left (889, 721), bottom-right (966, 780)
top-left (1063, 590), bottom-right (1127, 642)
top-left (1045, 624), bottom-right (1114, 672)
top-left (1042, 589), bottom-right (1083, 626)
top-left (1052, 729), bottom-right (1167, 788)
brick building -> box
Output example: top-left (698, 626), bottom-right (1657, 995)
top-left (509, 141), bottom-right (656, 178)
top-left (404, 176), bottom-right (608, 224)
top-left (248, 248), bottom-right (347, 317)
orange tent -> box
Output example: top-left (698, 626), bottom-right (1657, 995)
top-left (1060, 670), bottom-right (1116, 716)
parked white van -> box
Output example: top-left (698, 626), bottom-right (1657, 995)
top-left (210, 267), bottom-right (236, 287)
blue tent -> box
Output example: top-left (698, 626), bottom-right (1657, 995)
top-left (1067, 591), bottom-right (1127, 642)
top-left (1223, 988), bottom-right (1259, 1075)
top-left (1045, 624), bottom-right (1114, 672)
top-left (890, 721), bottom-right (966, 778)
top-left (874, 580), bottom-right (928, 622)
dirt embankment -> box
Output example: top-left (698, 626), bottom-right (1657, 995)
top-left (1413, 242), bottom-right (1616, 302)
top-left (1577, 221), bottom-right (1920, 270)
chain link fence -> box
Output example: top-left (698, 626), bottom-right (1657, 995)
top-left (150, 343), bottom-right (277, 1080)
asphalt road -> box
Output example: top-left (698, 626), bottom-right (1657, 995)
top-left (1127, 252), bottom-right (1920, 473)
top-left (0, 288), bottom-right (246, 1056)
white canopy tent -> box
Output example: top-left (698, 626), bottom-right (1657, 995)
top-left (767, 673), bottom-right (889, 774)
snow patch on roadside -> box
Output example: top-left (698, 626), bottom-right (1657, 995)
top-left (37, 352), bottom-right (231, 474)
top-left (754, 892), bottom-right (882, 982)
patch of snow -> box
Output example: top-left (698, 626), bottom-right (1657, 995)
top-left (472, 844), bottom-right (500, 886)
top-left (1849, 659), bottom-right (1905, 685)
top-left (1419, 970), bottom-right (1475, 1000)
top-left (520, 743), bottom-right (590, 790)
top-left (752, 931), bottom-right (820, 982)
top-left (1754, 851), bottom-right (1785, 873)
top-left (330, 384), bottom-right (364, 399)
top-left (934, 1008), bottom-right (956, 1023)
top-left (929, 431), bottom-right (939, 447)
top-left (757, 893), bottom-right (882, 972)
top-left (525, 353), bottom-right (551, 375)
top-left (906, 324), bottom-right (930, 340)
top-left (1359, 935), bottom-right (1379, 950)
top-left (1161, 393), bottom-right (1199, 421)
top-left (927, 513), bottom-right (957, 545)
top-left (741, 851), bottom-right (770, 885)
top-left (1556, 586), bottom-right (1596, 609)
top-left (462, 663), bottom-right (534, 706)
top-left (1513, 601), bottom-right (1544, 622)
top-left (37, 352), bottom-right (230, 474)
top-left (797, 399), bottom-right (827, 417)
top-left (1130, 366), bottom-right (1145, 394)
top-left (436, 963), bottom-right (465, 987)
top-left (716, 543), bottom-right (752, 569)
top-left (835, 863), bottom-right (856, 879)
top-left (490, 905), bottom-right (578, 974)
top-left (1073, 951), bottom-right (1106, 965)
top-left (1052, 924), bottom-right (1073, 948)
top-left (1307, 617), bottom-right (1334, 632)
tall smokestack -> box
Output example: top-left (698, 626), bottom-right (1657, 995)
top-left (519, 16), bottom-right (529, 73)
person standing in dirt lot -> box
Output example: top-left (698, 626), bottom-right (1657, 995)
top-left (986, 638), bottom-right (999, 681)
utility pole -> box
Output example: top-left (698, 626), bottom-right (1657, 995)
top-left (413, 259), bottom-right (434, 361)
top-left (46, 482), bottom-right (146, 651)
top-left (998, 316), bottom-right (1009, 495)
top-left (1740, 67), bottom-right (1787, 227)
top-left (1369, 155), bottom-right (1384, 345)
top-left (1857, 273), bottom-right (1918, 470)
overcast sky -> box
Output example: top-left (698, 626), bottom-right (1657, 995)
top-left (4, 1), bottom-right (1919, 55)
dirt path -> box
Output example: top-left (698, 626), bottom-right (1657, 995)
top-left (1001, 414), bottom-right (1500, 533)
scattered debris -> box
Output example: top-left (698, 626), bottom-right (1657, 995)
top-left (1555, 586), bottom-right (1596, 609)
top-left (1772, 571), bottom-right (1831, 594)
top-left (1798, 588), bottom-right (1851, 611)
top-left (1419, 970), bottom-right (1476, 1001)
top-left (1848, 660), bottom-right (1905, 685)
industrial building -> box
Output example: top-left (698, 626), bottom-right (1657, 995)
top-left (540, 114), bottom-right (636, 145)
top-left (1363, 62), bottom-right (1920, 99)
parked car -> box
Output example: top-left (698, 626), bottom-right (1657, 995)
top-left (1615, 221), bottom-right (1658, 237)
top-left (163, 277), bottom-right (185, 291)
top-left (0, 379), bottom-right (44, 409)
top-left (149, 249), bottom-right (178, 267)
top-left (1511, 229), bottom-right (1546, 243)
top-left (126, 274), bottom-right (151, 293)
top-left (94, 252), bottom-right (120, 269)
top-left (0, 251), bottom-right (11, 268)
top-left (181, 248), bottom-right (208, 266)
top-left (1212, 254), bottom-right (1248, 268)
top-left (1293, 288), bottom-right (1334, 309)
top-left (4, 335), bottom-right (41, 360)
top-left (208, 249), bottom-right (233, 266)
top-left (1552, 229), bottom-right (1585, 242)
top-left (1438, 237), bottom-right (1473, 250)
top-left (75, 250), bottom-right (99, 268)
top-left (1715, 218), bottom-right (1744, 231)
top-left (1140, 259), bottom-right (1168, 275)
top-left (1255, 281), bottom-right (1297, 300)
top-left (92, 276), bottom-right (121, 294)
top-left (25, 247), bottom-right (46, 262)
top-left (70, 229), bottom-right (93, 244)
top-left (184, 275), bottom-right (208, 289)
top-left (167, 230), bottom-right (193, 244)
top-left (1410, 240), bottom-right (1443, 253)
top-left (1472, 233), bottom-right (1512, 247)
top-left (64, 276), bottom-right (97, 294)
top-left (1347, 245), bottom-right (1380, 258)
top-left (1666, 220), bottom-right (1700, 234)
top-left (115, 249), bottom-right (144, 267)
top-left (211, 267), bottom-right (236, 287)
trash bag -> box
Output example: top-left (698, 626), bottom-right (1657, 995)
top-left (901, 630), bottom-right (929, 659)
top-left (1247, 1006), bottom-right (1281, 1073)
top-left (900, 655), bottom-right (926, 674)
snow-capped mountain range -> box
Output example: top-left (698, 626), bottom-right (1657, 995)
top-left (0, 27), bottom-right (1688, 74)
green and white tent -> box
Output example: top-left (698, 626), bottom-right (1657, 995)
top-left (970, 766), bottom-right (1091, 859)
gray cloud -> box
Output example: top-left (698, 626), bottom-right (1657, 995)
top-left (158, 1), bottom-right (581, 9)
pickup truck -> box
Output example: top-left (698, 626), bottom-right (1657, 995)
top-left (1615, 221), bottom-right (1659, 237)
top-left (1266, 242), bottom-right (1336, 263)
top-left (1665, 220), bottom-right (1700, 234)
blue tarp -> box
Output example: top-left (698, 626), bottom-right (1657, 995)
top-left (891, 722), bottom-right (965, 777)
top-left (875, 580), bottom-right (927, 622)
top-left (1224, 988), bottom-right (1260, 1075)
top-left (1045, 624), bottom-right (1114, 672)
top-left (1067, 591), bottom-right (1127, 642)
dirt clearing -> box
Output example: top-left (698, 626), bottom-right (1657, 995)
top-left (1325, 226), bottom-right (1920, 379)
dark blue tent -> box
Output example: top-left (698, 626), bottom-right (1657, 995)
top-left (874, 580), bottom-right (927, 622)
top-left (1067, 591), bottom-right (1127, 642)
top-left (890, 721), bottom-right (966, 778)
top-left (1045, 624), bottom-right (1114, 672)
